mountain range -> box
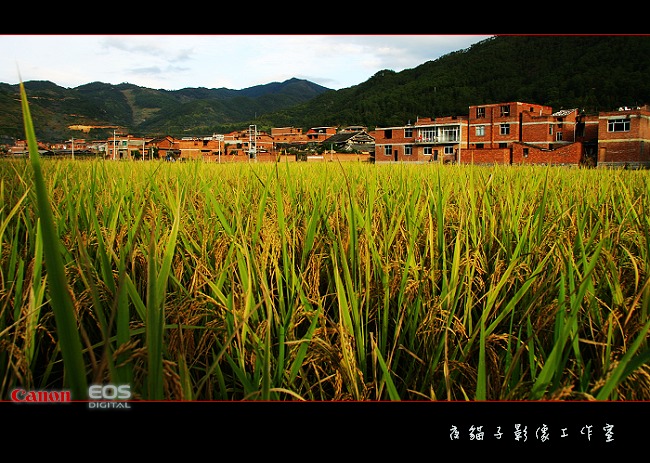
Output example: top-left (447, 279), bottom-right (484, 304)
top-left (0, 77), bottom-right (331, 141)
top-left (2, 35), bottom-right (650, 142)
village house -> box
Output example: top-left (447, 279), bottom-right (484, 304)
top-left (371, 101), bottom-right (650, 167)
top-left (148, 135), bottom-right (178, 160)
top-left (463, 102), bottom-right (585, 165)
top-left (305, 127), bottom-right (337, 144)
top-left (271, 127), bottom-right (305, 144)
top-left (175, 137), bottom-right (222, 161)
top-left (467, 102), bottom-right (552, 149)
top-left (322, 126), bottom-right (375, 153)
top-left (6, 98), bottom-right (650, 168)
top-left (7, 139), bottom-right (52, 156)
top-left (596, 105), bottom-right (650, 168)
top-left (104, 134), bottom-right (150, 160)
top-left (372, 115), bottom-right (468, 163)
top-left (221, 127), bottom-right (275, 158)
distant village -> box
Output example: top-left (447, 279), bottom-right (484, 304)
top-left (3, 100), bottom-right (650, 168)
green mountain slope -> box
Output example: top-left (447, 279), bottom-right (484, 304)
top-left (0, 78), bottom-right (331, 141)
top-left (254, 35), bottom-right (650, 130)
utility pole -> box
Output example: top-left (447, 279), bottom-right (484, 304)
top-left (214, 134), bottom-right (224, 163)
top-left (249, 125), bottom-right (257, 160)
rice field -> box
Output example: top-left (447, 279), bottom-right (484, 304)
top-left (2, 85), bottom-right (650, 401)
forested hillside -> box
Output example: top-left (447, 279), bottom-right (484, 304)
top-left (0, 78), bottom-right (330, 141)
top-left (254, 35), bottom-right (650, 130)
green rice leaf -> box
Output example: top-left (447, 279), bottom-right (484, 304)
top-left (20, 81), bottom-right (88, 399)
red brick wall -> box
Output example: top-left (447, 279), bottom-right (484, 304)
top-left (577, 116), bottom-right (599, 143)
top-left (459, 148), bottom-right (511, 165)
top-left (597, 108), bottom-right (650, 166)
top-left (598, 141), bottom-right (650, 165)
top-left (520, 110), bottom-right (579, 147)
top-left (373, 126), bottom-right (414, 162)
top-left (511, 142), bottom-right (583, 165)
top-left (468, 102), bottom-right (553, 148)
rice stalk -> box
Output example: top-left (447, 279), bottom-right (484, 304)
top-left (19, 82), bottom-right (88, 399)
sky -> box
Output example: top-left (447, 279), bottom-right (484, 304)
top-left (0, 34), bottom-right (493, 91)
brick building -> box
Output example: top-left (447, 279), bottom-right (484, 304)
top-left (468, 102), bottom-right (553, 149)
top-left (372, 115), bottom-right (468, 163)
top-left (148, 135), bottom-right (178, 160)
top-left (597, 105), bottom-right (650, 168)
top-left (322, 129), bottom-right (374, 153)
top-left (222, 127), bottom-right (274, 158)
top-left (176, 137), bottom-right (223, 161)
top-left (305, 126), bottom-right (337, 143)
top-left (271, 127), bottom-right (305, 143)
top-left (375, 101), bottom-right (593, 166)
top-left (105, 134), bottom-right (149, 160)
top-left (464, 102), bottom-right (588, 165)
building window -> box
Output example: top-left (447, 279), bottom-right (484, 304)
top-left (419, 128), bottom-right (435, 142)
top-left (405, 145), bottom-right (412, 156)
top-left (424, 147), bottom-right (432, 156)
top-left (405, 128), bottom-right (413, 138)
top-left (444, 146), bottom-right (454, 155)
top-left (441, 126), bottom-right (459, 142)
top-left (384, 145), bottom-right (392, 156)
top-left (500, 105), bottom-right (510, 117)
top-left (500, 124), bottom-right (510, 135)
top-left (476, 107), bottom-right (485, 118)
top-left (608, 118), bottom-right (630, 132)
top-left (499, 143), bottom-right (508, 148)
top-left (475, 125), bottom-right (485, 137)
top-left (549, 125), bottom-right (553, 135)
top-left (556, 132), bottom-right (563, 141)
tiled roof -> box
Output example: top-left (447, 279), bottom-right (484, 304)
top-left (551, 109), bottom-right (577, 117)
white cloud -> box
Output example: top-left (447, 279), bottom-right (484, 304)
top-left (0, 34), bottom-right (492, 91)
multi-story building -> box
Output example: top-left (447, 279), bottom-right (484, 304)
top-left (305, 127), bottom-right (337, 143)
top-left (271, 127), bottom-right (305, 144)
top-left (521, 108), bottom-right (580, 149)
top-left (148, 135), bottom-right (178, 160)
top-left (372, 115), bottom-right (468, 163)
top-left (468, 102), bottom-right (553, 149)
top-left (293, 102), bottom-right (650, 167)
top-left (104, 134), bottom-right (149, 160)
top-left (596, 105), bottom-right (650, 168)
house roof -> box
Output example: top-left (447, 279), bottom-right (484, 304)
top-left (323, 131), bottom-right (375, 144)
top-left (552, 109), bottom-right (577, 117)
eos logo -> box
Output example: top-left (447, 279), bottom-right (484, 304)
top-left (88, 384), bottom-right (131, 400)
top-left (88, 384), bottom-right (132, 409)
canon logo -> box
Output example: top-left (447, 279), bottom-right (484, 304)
top-left (10, 389), bottom-right (71, 402)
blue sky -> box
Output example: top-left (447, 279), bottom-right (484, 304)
top-left (1, 34), bottom-right (492, 91)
